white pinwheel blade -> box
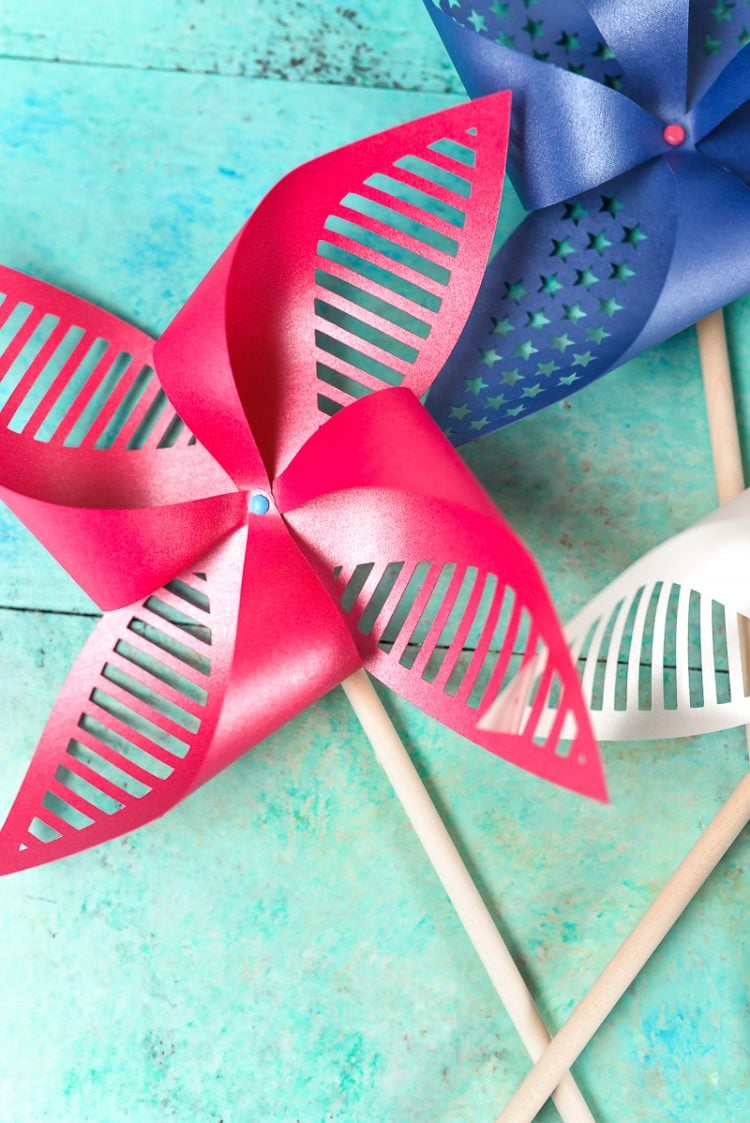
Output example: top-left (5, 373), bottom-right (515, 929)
top-left (543, 488), bottom-right (750, 740)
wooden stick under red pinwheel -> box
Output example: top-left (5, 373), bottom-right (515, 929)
top-left (0, 97), bottom-right (603, 1120)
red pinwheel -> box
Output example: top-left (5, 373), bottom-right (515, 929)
top-left (0, 96), bottom-right (604, 878)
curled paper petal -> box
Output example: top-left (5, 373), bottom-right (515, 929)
top-left (620, 153), bottom-right (750, 364)
top-left (0, 265), bottom-right (231, 507)
top-left (0, 531), bottom-right (246, 874)
top-left (284, 417), bottom-right (604, 799)
top-left (426, 2), bottom-right (663, 209)
top-left (426, 160), bottom-right (676, 443)
top-left (156, 93), bottom-right (511, 480)
top-left (538, 489), bottom-right (750, 741)
top-left (696, 101), bottom-right (750, 187)
top-left (692, 44), bottom-right (750, 143)
top-left (581, 0), bottom-right (689, 119)
top-left (687, 1), bottom-right (750, 106)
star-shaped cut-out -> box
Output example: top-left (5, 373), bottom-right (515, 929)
top-left (539, 273), bottom-right (564, 296)
top-left (479, 347), bottom-right (502, 367)
top-left (470, 415), bottom-right (491, 430)
top-left (527, 309), bottom-right (551, 329)
top-left (537, 359), bottom-right (561, 377)
top-left (490, 0), bottom-right (509, 16)
top-left (486, 393), bottom-right (507, 410)
top-left (567, 62), bottom-right (586, 75)
top-left (468, 9), bottom-right (487, 33)
top-left (557, 372), bottom-right (580, 386)
top-left (492, 315), bottom-right (514, 336)
top-left (504, 279), bottom-right (527, 302)
top-left (603, 74), bottom-right (623, 91)
top-left (572, 350), bottom-right (595, 368)
top-left (551, 333), bottom-right (574, 352)
top-left (574, 267), bottom-right (599, 290)
top-left (610, 261), bottom-right (635, 283)
top-left (622, 224), bottom-right (647, 247)
top-left (599, 296), bottom-right (623, 317)
top-left (563, 201), bottom-right (588, 225)
top-left (496, 30), bottom-right (515, 48)
top-left (551, 238), bottom-right (575, 260)
top-left (505, 403), bottom-right (526, 417)
top-left (593, 41), bottom-right (616, 61)
top-left (587, 230), bottom-right (613, 255)
top-left (586, 326), bottom-right (611, 344)
top-left (516, 339), bottom-right (539, 360)
top-left (466, 375), bottom-right (489, 395)
top-left (557, 31), bottom-right (580, 53)
top-left (710, 1), bottom-right (734, 22)
top-left (523, 18), bottom-right (543, 40)
top-left (522, 383), bottom-right (544, 398)
top-left (449, 403), bottom-right (471, 421)
top-left (563, 302), bottom-right (587, 324)
top-left (533, 48), bottom-right (550, 61)
top-left (501, 367), bottom-right (522, 385)
top-left (600, 194), bottom-right (625, 217)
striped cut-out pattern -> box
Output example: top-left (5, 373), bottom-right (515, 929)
top-left (315, 132), bottom-right (481, 416)
top-left (4, 572), bottom-right (212, 868)
top-left (555, 581), bottom-right (750, 740)
top-left (336, 559), bottom-right (584, 759)
top-left (0, 272), bottom-right (194, 450)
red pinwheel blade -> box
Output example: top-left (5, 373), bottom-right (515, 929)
top-left (0, 266), bottom-right (240, 607)
top-left (155, 92), bottom-right (511, 479)
top-left (0, 530), bottom-right (245, 874)
top-left (281, 389), bottom-right (605, 801)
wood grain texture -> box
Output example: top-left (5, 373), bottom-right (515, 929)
top-left (0, 4), bottom-right (747, 1122)
top-left (0, 0), bottom-right (461, 91)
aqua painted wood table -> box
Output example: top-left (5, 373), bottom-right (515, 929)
top-left (0, 4), bottom-right (747, 1120)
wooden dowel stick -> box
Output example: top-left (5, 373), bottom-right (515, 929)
top-left (697, 309), bottom-right (745, 503)
top-left (341, 669), bottom-right (596, 1123)
top-left (494, 309), bottom-right (750, 1121)
top-left (495, 771), bottom-right (750, 1123)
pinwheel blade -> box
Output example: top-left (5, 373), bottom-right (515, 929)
top-left (0, 265), bottom-right (240, 608)
top-left (0, 530), bottom-right (246, 874)
top-left (425, 159), bottom-right (676, 443)
top-left (156, 93), bottom-right (511, 480)
top-left (551, 490), bottom-right (750, 741)
top-left (282, 386), bottom-right (603, 800)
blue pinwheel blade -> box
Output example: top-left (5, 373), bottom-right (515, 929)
top-left (425, 2), bottom-right (664, 209)
top-left (622, 152), bottom-right (750, 363)
top-left (425, 159), bottom-right (677, 445)
top-left (426, 0), bottom-right (624, 80)
top-left (687, 0), bottom-right (750, 107)
top-left (698, 100), bottom-right (750, 185)
top-left (581, 0), bottom-right (689, 118)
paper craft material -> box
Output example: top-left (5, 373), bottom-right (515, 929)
top-left (421, 0), bottom-right (750, 444)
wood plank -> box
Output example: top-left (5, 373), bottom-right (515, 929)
top-left (0, 0), bottom-right (461, 92)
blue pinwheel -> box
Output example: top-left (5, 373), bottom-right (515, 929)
top-left (422, 0), bottom-right (750, 443)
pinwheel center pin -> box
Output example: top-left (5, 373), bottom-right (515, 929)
top-left (662, 123), bottom-right (686, 147)
top-left (248, 491), bottom-right (272, 516)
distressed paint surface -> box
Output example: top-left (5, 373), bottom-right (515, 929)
top-left (0, 5), bottom-right (748, 1122)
